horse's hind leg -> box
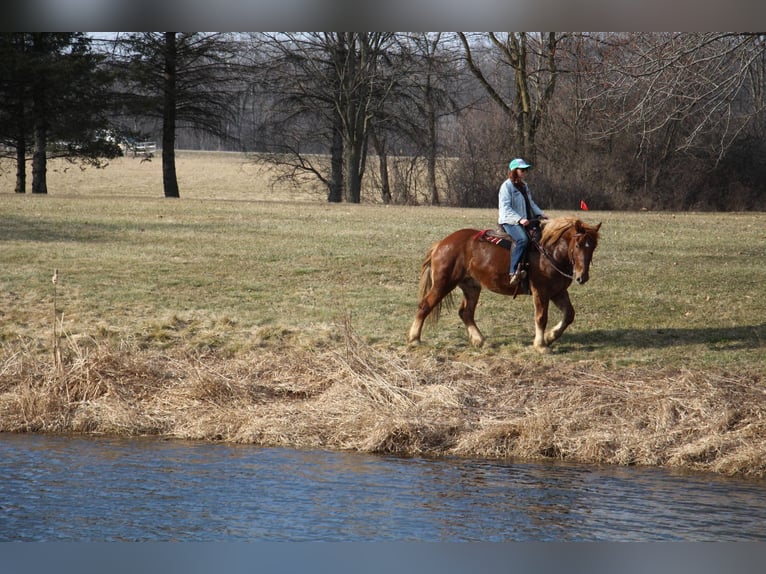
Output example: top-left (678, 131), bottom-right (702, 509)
top-left (407, 304), bottom-right (429, 345)
top-left (407, 284), bottom-right (453, 345)
top-left (458, 279), bottom-right (485, 347)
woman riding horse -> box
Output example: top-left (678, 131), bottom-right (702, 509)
top-left (498, 158), bottom-right (548, 287)
top-left (407, 216), bottom-right (601, 353)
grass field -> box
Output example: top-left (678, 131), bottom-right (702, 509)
top-left (1, 151), bottom-right (765, 476)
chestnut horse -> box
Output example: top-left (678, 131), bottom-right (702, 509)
top-left (407, 217), bottom-right (601, 353)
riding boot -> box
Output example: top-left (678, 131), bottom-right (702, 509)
top-left (509, 268), bottom-right (526, 287)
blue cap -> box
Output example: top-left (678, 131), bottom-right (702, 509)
top-left (509, 158), bottom-right (531, 171)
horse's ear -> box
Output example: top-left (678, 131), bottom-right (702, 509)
top-left (595, 222), bottom-right (602, 232)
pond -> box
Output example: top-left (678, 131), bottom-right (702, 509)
top-left (2, 433), bottom-right (765, 541)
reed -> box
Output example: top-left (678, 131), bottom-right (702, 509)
top-left (0, 320), bottom-right (763, 476)
top-left (51, 269), bottom-right (63, 376)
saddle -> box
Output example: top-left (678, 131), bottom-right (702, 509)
top-left (475, 226), bottom-right (514, 250)
top-left (476, 221), bottom-right (544, 297)
top-left (476, 220), bottom-right (542, 251)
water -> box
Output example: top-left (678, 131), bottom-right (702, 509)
top-left (2, 433), bottom-right (765, 541)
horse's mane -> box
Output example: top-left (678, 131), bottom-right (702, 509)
top-left (540, 216), bottom-right (600, 248)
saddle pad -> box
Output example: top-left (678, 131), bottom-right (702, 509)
top-left (475, 229), bottom-right (540, 253)
top-left (474, 229), bottom-right (512, 250)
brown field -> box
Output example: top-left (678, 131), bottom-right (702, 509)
top-left (1, 151), bottom-right (764, 477)
top-left (0, 150), bottom-right (325, 201)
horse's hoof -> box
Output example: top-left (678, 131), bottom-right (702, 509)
top-left (545, 332), bottom-right (563, 345)
top-left (534, 345), bottom-right (553, 354)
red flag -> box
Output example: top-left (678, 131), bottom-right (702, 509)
top-left (580, 200), bottom-right (589, 211)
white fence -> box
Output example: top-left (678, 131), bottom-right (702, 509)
top-left (132, 141), bottom-right (156, 153)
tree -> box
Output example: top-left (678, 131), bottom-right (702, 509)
top-left (113, 32), bottom-right (242, 198)
top-left (572, 32), bottom-right (766, 208)
top-left (588, 33), bottom-right (765, 158)
top-left (0, 33), bottom-right (121, 194)
top-left (248, 32), bottom-right (400, 203)
top-left (371, 33), bottom-right (465, 205)
top-left (0, 34), bottom-right (32, 193)
top-left (458, 32), bottom-right (559, 163)
top-left (591, 34), bottom-right (764, 168)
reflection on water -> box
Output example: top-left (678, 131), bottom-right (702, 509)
top-left (1, 433), bottom-right (764, 541)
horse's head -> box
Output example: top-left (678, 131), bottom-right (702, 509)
top-left (569, 220), bottom-right (601, 284)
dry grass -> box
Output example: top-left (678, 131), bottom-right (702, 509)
top-left (1, 150), bottom-right (382, 201)
top-left (1, 320), bottom-right (763, 477)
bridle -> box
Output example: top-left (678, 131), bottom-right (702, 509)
top-left (532, 237), bottom-right (576, 280)
top-left (524, 218), bottom-right (576, 280)
top-left (529, 222), bottom-right (594, 282)
top-left (528, 219), bottom-right (600, 283)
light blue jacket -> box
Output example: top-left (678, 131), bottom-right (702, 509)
top-left (498, 179), bottom-right (544, 225)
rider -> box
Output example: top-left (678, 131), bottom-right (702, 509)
top-left (498, 158), bottom-right (548, 287)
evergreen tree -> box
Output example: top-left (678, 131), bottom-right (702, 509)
top-left (0, 33), bottom-right (120, 194)
top-left (113, 32), bottom-right (241, 198)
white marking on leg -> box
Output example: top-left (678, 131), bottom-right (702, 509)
top-left (408, 319), bottom-right (423, 344)
top-left (546, 320), bottom-right (565, 344)
top-left (467, 325), bottom-right (485, 347)
top-left (534, 323), bottom-right (546, 350)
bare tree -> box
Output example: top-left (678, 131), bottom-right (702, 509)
top-left (458, 32), bottom-right (559, 163)
top-left (585, 33), bottom-right (766, 192)
top-left (375, 33), bottom-right (465, 205)
top-left (248, 32), bottom-right (401, 203)
top-left (453, 32), bottom-right (766, 210)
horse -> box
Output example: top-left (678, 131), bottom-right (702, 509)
top-left (407, 216), bottom-right (602, 353)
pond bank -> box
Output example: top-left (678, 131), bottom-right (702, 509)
top-left (1, 330), bottom-right (764, 478)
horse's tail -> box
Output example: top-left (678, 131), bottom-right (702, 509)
top-left (418, 242), bottom-right (454, 326)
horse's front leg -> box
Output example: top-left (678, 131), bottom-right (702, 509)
top-left (545, 290), bottom-right (575, 346)
top-left (532, 292), bottom-right (551, 354)
top-left (458, 279), bottom-right (485, 347)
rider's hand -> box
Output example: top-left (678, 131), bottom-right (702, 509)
top-left (520, 218), bottom-right (529, 226)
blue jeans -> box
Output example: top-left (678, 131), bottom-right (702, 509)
top-left (501, 223), bottom-right (528, 275)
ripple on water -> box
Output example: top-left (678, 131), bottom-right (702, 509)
top-left (1, 434), bottom-right (764, 541)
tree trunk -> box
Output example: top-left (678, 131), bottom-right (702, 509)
top-left (425, 82), bottom-right (439, 205)
top-left (514, 32), bottom-right (533, 159)
top-left (31, 113), bottom-right (47, 194)
top-left (370, 129), bottom-right (391, 204)
top-left (15, 136), bottom-right (26, 193)
top-left (162, 32), bottom-right (180, 198)
top-left (344, 141), bottom-right (363, 203)
top-left (30, 35), bottom-right (47, 195)
top-left (344, 97), bottom-right (367, 204)
top-left (328, 118), bottom-right (343, 203)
